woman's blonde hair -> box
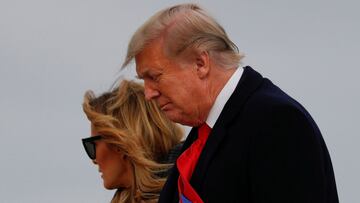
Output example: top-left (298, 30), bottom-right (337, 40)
top-left (83, 80), bottom-right (183, 203)
top-left (122, 3), bottom-right (244, 69)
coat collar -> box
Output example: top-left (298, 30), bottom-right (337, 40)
top-left (190, 66), bottom-right (264, 191)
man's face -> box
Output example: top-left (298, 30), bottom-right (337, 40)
top-left (135, 39), bottom-right (206, 126)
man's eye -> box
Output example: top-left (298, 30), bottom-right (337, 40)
top-left (151, 74), bottom-right (161, 81)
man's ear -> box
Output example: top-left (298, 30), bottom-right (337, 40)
top-left (196, 51), bottom-right (210, 79)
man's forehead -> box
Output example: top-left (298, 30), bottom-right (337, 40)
top-left (135, 48), bottom-right (168, 78)
top-left (136, 64), bottom-right (164, 79)
top-left (134, 45), bottom-right (158, 71)
top-left (134, 52), bottom-right (150, 78)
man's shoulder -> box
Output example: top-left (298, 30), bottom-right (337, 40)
top-left (232, 76), bottom-right (312, 124)
top-left (244, 78), bottom-right (297, 108)
top-left (231, 66), bottom-right (300, 113)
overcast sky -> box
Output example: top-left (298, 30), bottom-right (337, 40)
top-left (1, 0), bottom-right (359, 202)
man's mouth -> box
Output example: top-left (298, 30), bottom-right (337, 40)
top-left (160, 102), bottom-right (170, 110)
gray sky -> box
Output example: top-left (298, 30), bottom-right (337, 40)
top-left (1, 0), bottom-right (359, 202)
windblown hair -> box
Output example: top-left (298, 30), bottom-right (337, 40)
top-left (122, 3), bottom-right (244, 69)
top-left (83, 80), bottom-right (183, 203)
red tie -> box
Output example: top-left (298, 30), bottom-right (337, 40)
top-left (177, 123), bottom-right (211, 203)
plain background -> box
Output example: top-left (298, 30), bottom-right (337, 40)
top-left (1, 0), bottom-right (359, 202)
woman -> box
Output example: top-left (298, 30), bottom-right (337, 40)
top-left (82, 80), bottom-right (183, 203)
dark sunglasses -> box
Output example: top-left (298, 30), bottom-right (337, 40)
top-left (82, 135), bottom-right (102, 160)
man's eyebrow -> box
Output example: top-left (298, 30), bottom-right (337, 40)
top-left (135, 66), bottom-right (149, 79)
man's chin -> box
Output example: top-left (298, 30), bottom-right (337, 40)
top-left (164, 112), bottom-right (198, 126)
top-left (163, 111), bottom-right (183, 124)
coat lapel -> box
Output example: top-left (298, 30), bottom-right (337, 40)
top-left (190, 66), bottom-right (264, 191)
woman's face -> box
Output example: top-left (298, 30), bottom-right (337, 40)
top-left (91, 125), bottom-right (133, 190)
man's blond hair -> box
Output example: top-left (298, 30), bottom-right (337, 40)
top-left (122, 3), bottom-right (244, 69)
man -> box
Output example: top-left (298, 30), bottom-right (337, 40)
top-left (122, 3), bottom-right (338, 203)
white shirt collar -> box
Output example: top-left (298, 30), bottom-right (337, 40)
top-left (205, 67), bottom-right (244, 128)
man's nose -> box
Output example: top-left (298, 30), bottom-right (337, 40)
top-left (92, 159), bottom-right (98, 165)
top-left (144, 84), bottom-right (160, 100)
